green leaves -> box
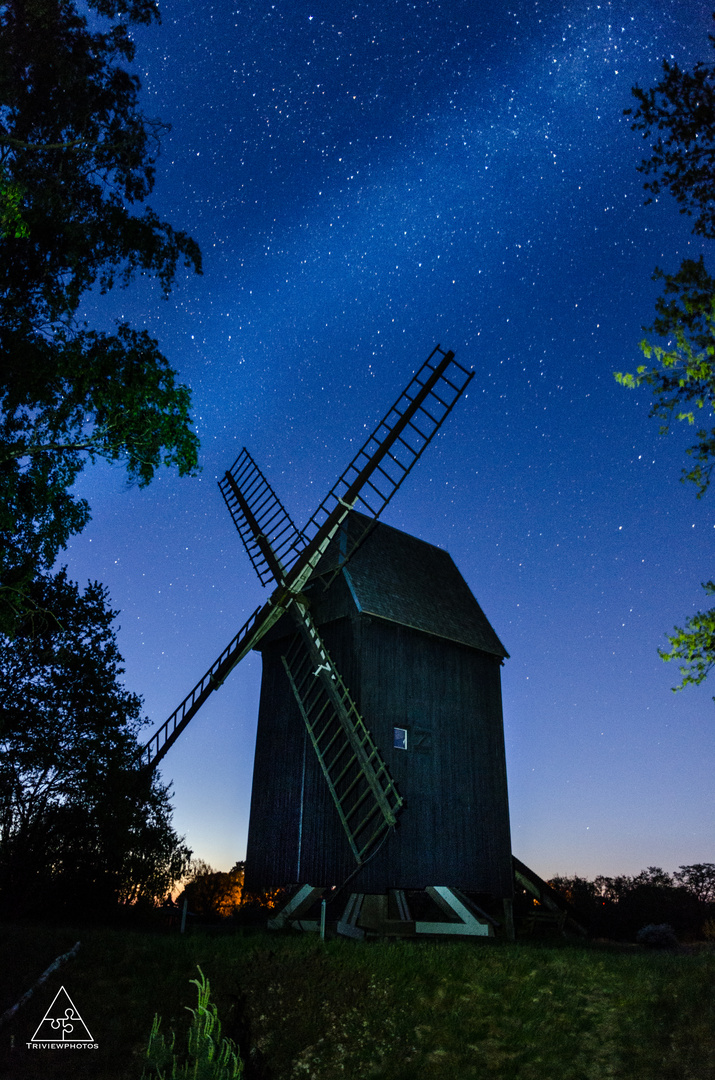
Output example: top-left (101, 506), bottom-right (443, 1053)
top-left (615, 301), bottom-right (715, 497)
top-left (659, 581), bottom-right (715, 692)
top-left (0, 168), bottom-right (29, 239)
top-left (622, 44), bottom-right (715, 499)
top-left (621, 22), bottom-right (715, 696)
top-left (0, 0), bottom-right (202, 636)
top-left (2, 325), bottom-right (199, 476)
top-left (143, 967), bottom-right (244, 1080)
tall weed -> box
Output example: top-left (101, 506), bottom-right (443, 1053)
top-left (141, 966), bottom-right (243, 1080)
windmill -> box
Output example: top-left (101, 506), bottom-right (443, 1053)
top-left (142, 345), bottom-right (576, 938)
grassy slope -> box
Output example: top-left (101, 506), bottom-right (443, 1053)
top-left (0, 924), bottom-right (714, 1080)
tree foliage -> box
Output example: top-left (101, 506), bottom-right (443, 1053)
top-left (615, 258), bottom-right (715, 498)
top-left (673, 861), bottom-right (715, 903)
top-left (618, 26), bottom-right (715, 692)
top-left (178, 860), bottom-right (246, 919)
top-left (0, 569), bottom-right (191, 916)
top-left (626, 46), bottom-right (715, 238)
top-left (659, 579), bottom-right (715, 688)
top-left (549, 865), bottom-right (715, 940)
top-left (0, 0), bottom-right (202, 634)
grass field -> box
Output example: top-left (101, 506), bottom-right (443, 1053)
top-left (1, 923), bottom-right (714, 1079)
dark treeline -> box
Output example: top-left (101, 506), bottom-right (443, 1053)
top-left (549, 865), bottom-right (715, 941)
top-left (0, 0), bottom-right (200, 922)
top-left (0, 573), bottom-right (191, 924)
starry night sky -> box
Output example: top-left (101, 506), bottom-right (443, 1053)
top-left (65, 0), bottom-right (714, 879)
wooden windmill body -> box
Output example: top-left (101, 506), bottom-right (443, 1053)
top-left (141, 346), bottom-right (578, 937)
top-left (247, 510), bottom-right (513, 907)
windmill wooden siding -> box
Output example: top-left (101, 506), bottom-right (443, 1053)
top-left (244, 512), bottom-right (513, 900)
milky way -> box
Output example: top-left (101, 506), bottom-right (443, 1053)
top-left (68, 0), bottom-right (714, 877)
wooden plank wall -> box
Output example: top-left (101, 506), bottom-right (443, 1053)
top-left (244, 610), bottom-right (513, 899)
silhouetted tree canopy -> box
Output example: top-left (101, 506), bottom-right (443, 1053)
top-left (549, 865), bottom-right (715, 941)
top-left (0, 569), bottom-right (191, 916)
top-left (0, 0), bottom-right (202, 635)
top-left (617, 22), bottom-right (715, 693)
top-left (627, 42), bottom-right (715, 238)
top-left (178, 860), bottom-right (245, 919)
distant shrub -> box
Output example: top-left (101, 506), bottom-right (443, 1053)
top-left (636, 923), bottom-right (679, 948)
top-left (702, 918), bottom-right (715, 941)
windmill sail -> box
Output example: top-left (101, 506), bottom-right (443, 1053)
top-left (283, 345), bottom-right (473, 594)
top-left (140, 604), bottom-right (264, 769)
top-left (221, 347), bottom-right (473, 598)
top-left (140, 344), bottom-right (473, 772)
top-left (219, 447), bottom-right (306, 586)
top-left (281, 605), bottom-right (403, 864)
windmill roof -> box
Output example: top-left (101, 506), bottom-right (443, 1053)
top-left (308, 512), bottom-right (508, 659)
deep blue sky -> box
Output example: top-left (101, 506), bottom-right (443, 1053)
top-left (66, 0), bottom-right (714, 879)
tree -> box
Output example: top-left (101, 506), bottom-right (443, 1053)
top-left (0, 568), bottom-right (191, 917)
top-left (626, 42), bottom-right (715, 239)
top-left (178, 860), bottom-right (245, 919)
top-left (617, 26), bottom-right (715, 691)
top-left (615, 260), bottom-right (715, 498)
top-left (674, 862), bottom-right (715, 903)
top-left (0, 0), bottom-right (202, 635)
top-left (550, 866), bottom-right (713, 940)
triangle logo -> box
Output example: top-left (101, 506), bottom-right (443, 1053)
top-left (30, 986), bottom-right (94, 1043)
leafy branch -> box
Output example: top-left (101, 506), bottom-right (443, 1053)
top-left (0, 0), bottom-right (203, 635)
top-left (659, 581), bottom-right (715, 690)
top-left (615, 290), bottom-right (715, 497)
top-left (620, 25), bottom-right (715, 696)
top-left (627, 51), bottom-right (715, 238)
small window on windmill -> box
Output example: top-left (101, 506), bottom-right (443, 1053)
top-left (393, 726), bottom-right (408, 750)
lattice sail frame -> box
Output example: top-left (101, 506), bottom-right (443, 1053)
top-left (140, 345), bottom-right (473, 780)
top-left (299, 346), bottom-right (472, 559)
top-left (282, 604), bottom-right (404, 864)
top-left (219, 447), bottom-right (306, 586)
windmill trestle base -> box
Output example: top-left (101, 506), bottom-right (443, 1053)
top-left (268, 885), bottom-right (504, 940)
top-left (267, 884), bottom-right (324, 930)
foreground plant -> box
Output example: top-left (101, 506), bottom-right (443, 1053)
top-left (142, 966), bottom-right (243, 1080)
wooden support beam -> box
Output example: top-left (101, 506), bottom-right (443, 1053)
top-left (358, 893), bottom-right (388, 930)
top-left (267, 885), bottom-right (323, 929)
top-left (415, 887), bottom-right (493, 937)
